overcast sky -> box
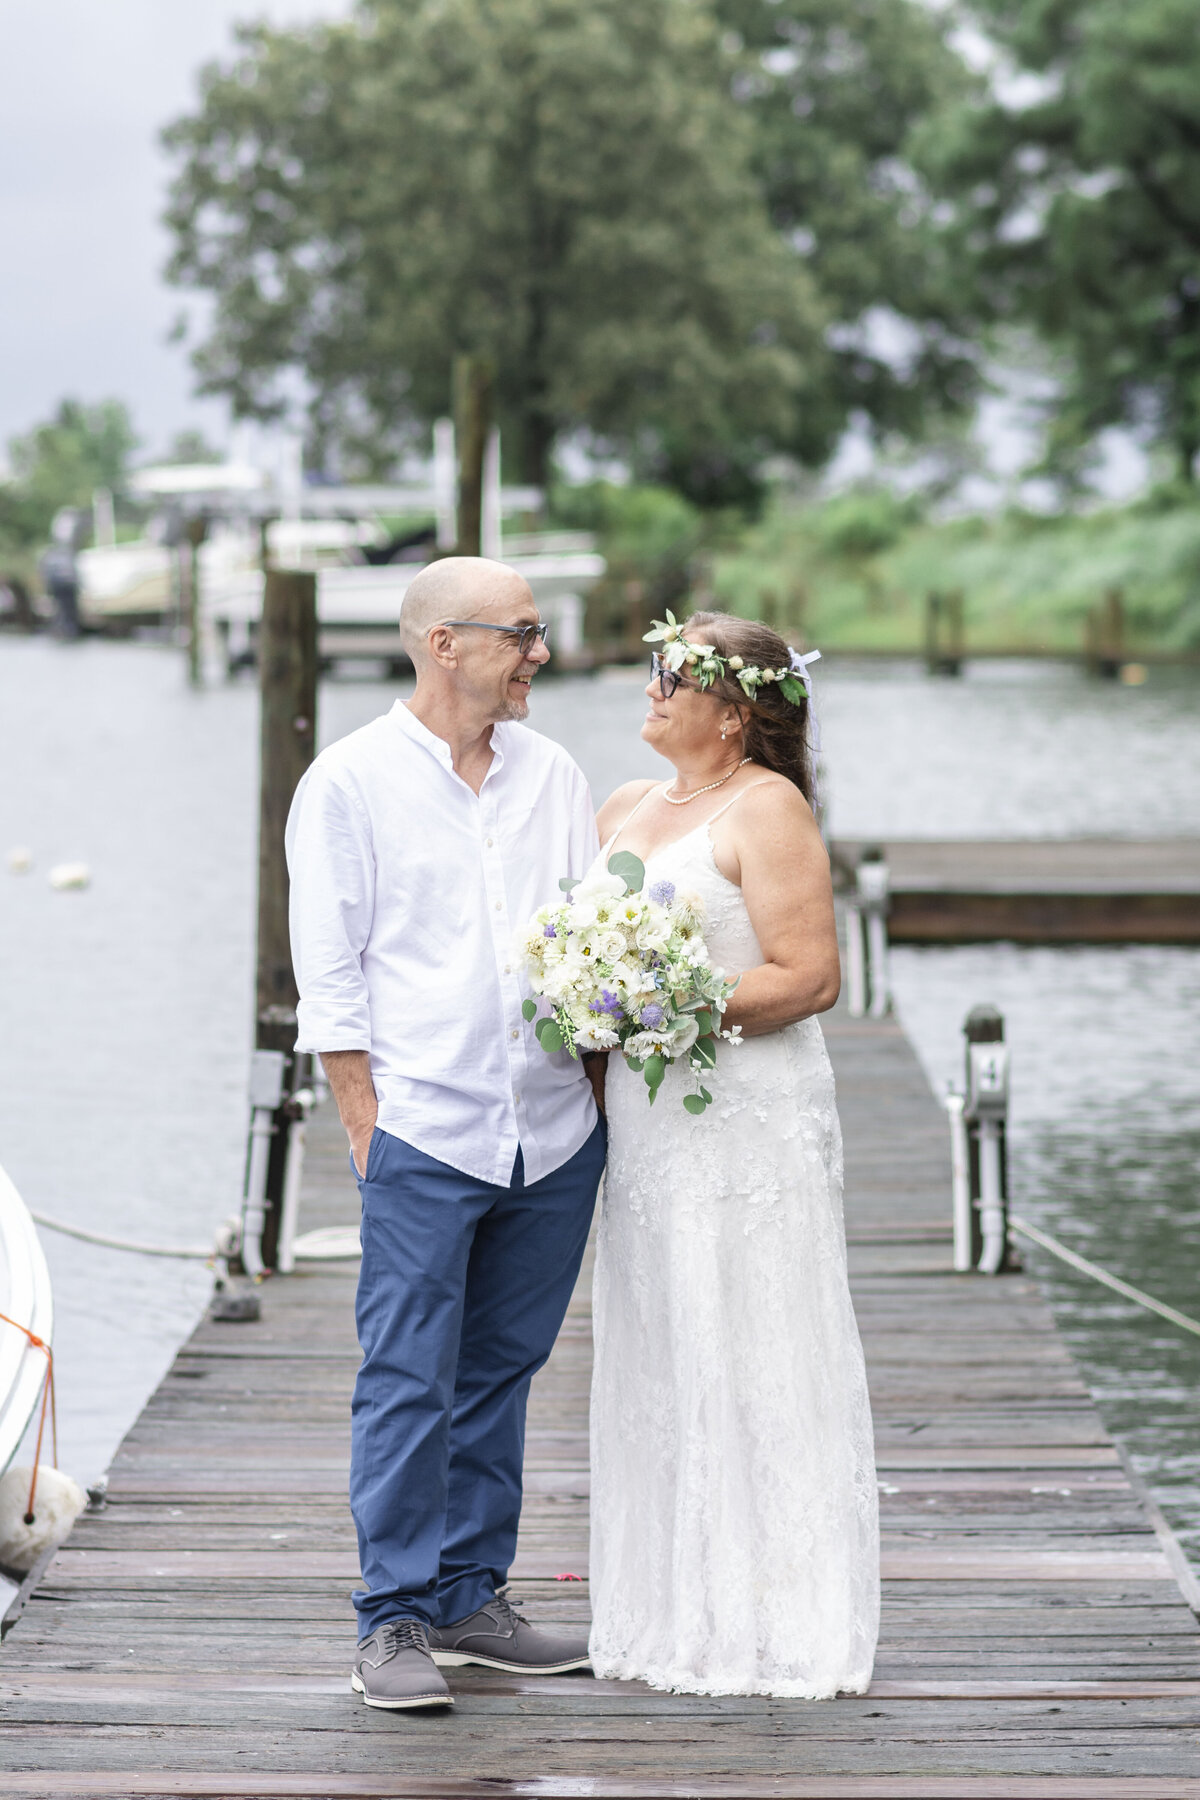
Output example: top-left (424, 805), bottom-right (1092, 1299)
top-left (0, 2), bottom-right (1145, 499)
top-left (0, 2), bottom-right (348, 458)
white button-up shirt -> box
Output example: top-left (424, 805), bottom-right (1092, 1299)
top-left (285, 700), bottom-right (599, 1185)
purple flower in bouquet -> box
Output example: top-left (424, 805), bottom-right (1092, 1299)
top-left (589, 986), bottom-right (625, 1020)
top-left (649, 880), bottom-right (675, 905)
top-left (640, 1002), bottom-right (666, 1029)
top-left (543, 923), bottom-right (557, 938)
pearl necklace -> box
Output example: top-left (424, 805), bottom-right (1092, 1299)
top-left (662, 756), bottom-right (752, 806)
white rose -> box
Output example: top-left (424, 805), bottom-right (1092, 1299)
top-left (597, 929), bottom-right (627, 964)
top-left (665, 1014), bottom-right (700, 1055)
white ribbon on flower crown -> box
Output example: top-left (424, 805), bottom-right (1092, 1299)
top-left (787, 647), bottom-right (824, 826)
top-left (788, 646), bottom-right (821, 696)
top-left (787, 647), bottom-right (822, 751)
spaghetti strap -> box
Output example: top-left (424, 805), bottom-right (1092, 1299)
top-left (705, 778), bottom-right (778, 828)
top-left (603, 782), bottom-right (667, 855)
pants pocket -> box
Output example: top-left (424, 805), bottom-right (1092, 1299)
top-left (352, 1125), bottom-right (385, 1185)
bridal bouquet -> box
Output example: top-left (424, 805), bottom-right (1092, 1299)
top-left (515, 852), bottom-right (740, 1113)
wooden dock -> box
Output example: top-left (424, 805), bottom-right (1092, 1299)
top-left (831, 839), bottom-right (1200, 943)
top-left (3, 1011), bottom-right (1200, 1797)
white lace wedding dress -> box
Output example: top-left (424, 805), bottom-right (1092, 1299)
top-left (588, 793), bottom-right (880, 1698)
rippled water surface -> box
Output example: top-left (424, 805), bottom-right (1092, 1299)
top-left (1, 642), bottom-right (1197, 1569)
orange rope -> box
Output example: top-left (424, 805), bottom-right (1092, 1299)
top-left (0, 1311), bottom-right (56, 1524)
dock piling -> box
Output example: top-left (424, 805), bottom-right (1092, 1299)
top-left (847, 849), bottom-right (891, 1018)
top-left (233, 568), bottom-right (318, 1284)
top-left (1085, 587), bottom-right (1126, 678)
top-left (924, 589), bottom-right (964, 675)
top-left (183, 515), bottom-right (208, 689)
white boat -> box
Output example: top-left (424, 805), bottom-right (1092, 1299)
top-left (0, 1164), bottom-right (53, 1477)
top-left (76, 439), bottom-right (605, 672)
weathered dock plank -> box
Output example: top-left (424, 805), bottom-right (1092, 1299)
top-left (2, 1008), bottom-right (1198, 1797)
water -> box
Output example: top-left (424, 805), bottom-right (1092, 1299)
top-left (0, 641), bottom-right (1197, 1569)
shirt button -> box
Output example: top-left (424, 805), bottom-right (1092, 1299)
top-left (511, 1028), bottom-right (519, 1039)
top-left (503, 963), bottom-right (512, 974)
top-left (486, 836), bottom-right (494, 847)
top-left (495, 901), bottom-right (502, 911)
top-left (513, 1092), bottom-right (521, 1104)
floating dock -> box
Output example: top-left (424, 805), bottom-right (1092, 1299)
top-left (3, 1009), bottom-right (1199, 1796)
top-left (832, 838), bottom-right (1200, 943)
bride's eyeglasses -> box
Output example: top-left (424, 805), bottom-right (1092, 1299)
top-left (650, 651), bottom-right (692, 699)
top-left (433, 619), bottom-right (550, 656)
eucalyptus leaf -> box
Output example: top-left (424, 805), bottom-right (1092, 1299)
top-left (521, 997), bottom-right (538, 1022)
top-left (535, 1017), bottom-right (564, 1052)
top-left (607, 850), bottom-right (645, 893)
top-left (644, 1052), bottom-right (666, 1089)
top-left (694, 1008), bottom-right (713, 1038)
top-left (625, 1055), bottom-right (644, 1072)
top-left (693, 1038), bottom-right (717, 1069)
top-left (558, 876), bottom-right (580, 893)
top-left (683, 1093), bottom-right (707, 1115)
top-left (700, 1086), bottom-right (712, 1104)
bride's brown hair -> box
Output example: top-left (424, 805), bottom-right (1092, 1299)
top-left (684, 611), bottom-right (815, 806)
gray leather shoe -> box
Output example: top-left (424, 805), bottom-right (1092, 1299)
top-left (429, 1586), bottom-right (590, 1674)
top-left (351, 1618), bottom-right (454, 1709)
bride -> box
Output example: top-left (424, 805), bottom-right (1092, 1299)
top-left (587, 610), bottom-right (879, 1699)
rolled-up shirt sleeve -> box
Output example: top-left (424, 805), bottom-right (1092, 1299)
top-left (286, 764), bottom-right (376, 1054)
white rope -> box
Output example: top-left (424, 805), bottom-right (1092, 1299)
top-left (1010, 1214), bottom-right (1200, 1340)
top-left (27, 1209), bottom-right (214, 1262)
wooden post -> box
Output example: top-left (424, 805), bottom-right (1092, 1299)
top-left (1086, 588), bottom-right (1125, 679)
top-left (183, 515), bottom-right (208, 688)
top-left (454, 354), bottom-right (495, 557)
top-left (925, 590), bottom-right (963, 675)
top-left (253, 568), bottom-right (318, 1271)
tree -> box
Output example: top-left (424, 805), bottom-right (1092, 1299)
top-left (714, 0), bottom-right (982, 444)
top-left (926, 0), bottom-right (1200, 483)
top-left (0, 398), bottom-right (138, 553)
top-left (163, 0), bottom-right (833, 503)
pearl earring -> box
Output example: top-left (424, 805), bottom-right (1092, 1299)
top-left (720, 725), bottom-right (727, 741)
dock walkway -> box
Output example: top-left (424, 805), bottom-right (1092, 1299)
top-left (4, 1012), bottom-right (1200, 1797)
top-left (831, 839), bottom-right (1200, 942)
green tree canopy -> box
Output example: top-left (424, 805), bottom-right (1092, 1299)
top-left (0, 398), bottom-right (138, 553)
top-left (715, 0), bottom-right (981, 441)
top-left (164, 0), bottom-right (837, 503)
top-left (926, 0), bottom-right (1200, 483)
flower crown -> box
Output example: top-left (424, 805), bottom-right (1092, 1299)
top-left (644, 611), bottom-right (820, 706)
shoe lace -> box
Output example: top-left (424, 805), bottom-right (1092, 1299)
top-left (491, 1584), bottom-right (528, 1631)
top-left (378, 1618), bottom-right (429, 1657)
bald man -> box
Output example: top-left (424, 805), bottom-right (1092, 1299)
top-left (286, 558), bottom-right (605, 1711)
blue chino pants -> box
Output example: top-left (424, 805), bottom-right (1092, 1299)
top-left (350, 1119), bottom-right (605, 1639)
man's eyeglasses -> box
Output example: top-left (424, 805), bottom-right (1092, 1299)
top-left (650, 651), bottom-right (690, 699)
top-left (432, 619), bottom-right (550, 657)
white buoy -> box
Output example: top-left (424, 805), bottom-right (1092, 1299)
top-left (7, 847), bottom-right (33, 875)
top-left (48, 863), bottom-right (91, 891)
top-left (0, 1466), bottom-right (86, 1573)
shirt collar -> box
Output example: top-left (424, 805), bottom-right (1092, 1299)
top-left (389, 700), bottom-right (506, 779)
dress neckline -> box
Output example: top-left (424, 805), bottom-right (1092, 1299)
top-left (601, 776), bottom-right (776, 873)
